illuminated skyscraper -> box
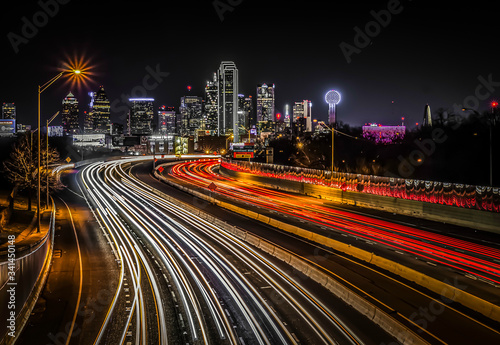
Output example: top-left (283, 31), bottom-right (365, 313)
top-left (180, 96), bottom-right (203, 137)
top-left (256, 83), bottom-right (275, 123)
top-left (284, 104), bottom-right (291, 128)
top-left (61, 92), bottom-right (80, 134)
top-left (292, 100), bottom-right (312, 132)
top-left (2, 103), bottom-right (16, 120)
top-left (158, 106), bottom-right (176, 135)
top-left (129, 98), bottom-right (154, 135)
top-left (204, 73), bottom-right (218, 135)
top-left (237, 94), bottom-right (253, 135)
top-left (218, 61), bottom-right (239, 141)
top-left (89, 86), bottom-right (111, 134)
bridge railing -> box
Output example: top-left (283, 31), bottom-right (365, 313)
top-left (221, 158), bottom-right (500, 212)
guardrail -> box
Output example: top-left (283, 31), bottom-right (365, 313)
top-left (221, 159), bottom-right (500, 212)
top-left (0, 203), bottom-right (55, 345)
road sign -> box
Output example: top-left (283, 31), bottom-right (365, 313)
top-left (233, 153), bottom-right (253, 159)
top-left (158, 166), bottom-right (164, 173)
top-left (65, 157), bottom-right (71, 163)
top-left (208, 182), bottom-right (217, 191)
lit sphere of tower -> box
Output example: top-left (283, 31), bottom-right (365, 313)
top-left (325, 90), bottom-right (341, 105)
top-left (325, 90), bottom-right (341, 125)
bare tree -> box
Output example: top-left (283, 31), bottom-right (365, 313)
top-left (2, 133), bottom-right (63, 210)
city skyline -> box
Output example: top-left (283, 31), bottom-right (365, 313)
top-left (2, 1), bottom-right (499, 131)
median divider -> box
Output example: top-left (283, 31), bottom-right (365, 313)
top-left (152, 166), bottom-right (428, 345)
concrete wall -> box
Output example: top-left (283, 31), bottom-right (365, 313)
top-left (221, 166), bottom-right (500, 234)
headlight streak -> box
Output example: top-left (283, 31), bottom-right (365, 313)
top-left (107, 163), bottom-right (246, 344)
top-left (81, 157), bottom-right (379, 345)
top-left (102, 161), bottom-right (214, 343)
top-left (108, 160), bottom-right (291, 344)
top-left (122, 161), bottom-right (363, 345)
top-left (81, 162), bottom-right (165, 345)
top-left (78, 165), bottom-right (128, 345)
top-left (113, 165), bottom-right (289, 344)
top-left (103, 163), bottom-right (205, 342)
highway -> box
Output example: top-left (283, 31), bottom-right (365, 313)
top-left (77, 158), bottom-right (397, 344)
top-left (146, 158), bottom-right (500, 345)
top-left (16, 169), bottom-right (121, 345)
top-left (169, 160), bottom-right (500, 286)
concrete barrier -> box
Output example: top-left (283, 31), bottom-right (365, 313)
top-left (0, 205), bottom-right (55, 345)
top-left (221, 166), bottom-right (500, 234)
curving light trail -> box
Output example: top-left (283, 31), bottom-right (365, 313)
top-left (79, 158), bottom-right (366, 345)
top-left (167, 159), bottom-right (500, 286)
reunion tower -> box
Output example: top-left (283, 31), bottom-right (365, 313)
top-left (325, 90), bottom-right (341, 125)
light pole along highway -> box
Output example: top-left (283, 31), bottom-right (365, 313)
top-left (37, 68), bottom-right (81, 232)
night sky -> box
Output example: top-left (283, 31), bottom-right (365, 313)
top-left (1, 0), bottom-right (499, 129)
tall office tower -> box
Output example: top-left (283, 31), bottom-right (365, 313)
top-left (284, 104), bottom-right (291, 128)
top-left (256, 83), bottom-right (275, 123)
top-left (180, 96), bottom-right (203, 137)
top-left (292, 100), bottom-right (312, 132)
top-left (85, 91), bottom-right (96, 133)
top-left (217, 61), bottom-right (239, 141)
top-left (89, 86), bottom-right (111, 133)
top-left (83, 111), bottom-right (93, 133)
top-left (158, 106), bottom-right (177, 135)
top-left (237, 94), bottom-right (253, 134)
top-left (61, 92), bottom-right (80, 134)
top-left (204, 73), bottom-right (218, 135)
top-left (129, 98), bottom-right (154, 136)
top-left (423, 104), bottom-right (433, 127)
top-left (2, 103), bottom-right (16, 120)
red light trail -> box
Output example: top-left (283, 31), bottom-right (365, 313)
top-left (167, 159), bottom-right (500, 286)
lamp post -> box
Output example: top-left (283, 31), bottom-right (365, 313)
top-left (319, 121), bottom-right (335, 174)
top-left (37, 69), bottom-right (80, 232)
top-left (490, 101), bottom-right (498, 186)
top-left (46, 111), bottom-right (60, 206)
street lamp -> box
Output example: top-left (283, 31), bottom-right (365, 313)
top-left (490, 101), bottom-right (498, 186)
top-left (37, 69), bottom-right (81, 232)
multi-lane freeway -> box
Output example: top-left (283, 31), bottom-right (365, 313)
top-left (16, 156), bottom-right (500, 345)
top-left (169, 159), bottom-right (500, 287)
top-left (76, 158), bottom-right (399, 344)
top-left (149, 158), bottom-right (500, 345)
